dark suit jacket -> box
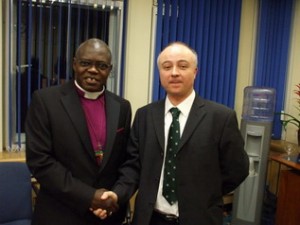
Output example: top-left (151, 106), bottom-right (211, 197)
top-left (114, 94), bottom-right (249, 225)
top-left (25, 81), bottom-right (131, 225)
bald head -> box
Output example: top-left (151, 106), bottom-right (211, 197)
top-left (75, 38), bottom-right (112, 63)
top-left (156, 41), bottom-right (198, 105)
top-left (73, 38), bottom-right (113, 92)
top-left (157, 42), bottom-right (198, 68)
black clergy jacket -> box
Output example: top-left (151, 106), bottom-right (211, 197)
top-left (25, 81), bottom-right (132, 225)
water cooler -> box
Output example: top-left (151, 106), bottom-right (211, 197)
top-left (231, 86), bottom-right (276, 225)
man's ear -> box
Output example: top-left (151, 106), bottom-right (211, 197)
top-left (194, 67), bottom-right (198, 79)
top-left (72, 57), bottom-right (77, 70)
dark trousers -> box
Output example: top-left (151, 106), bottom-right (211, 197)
top-left (149, 211), bottom-right (179, 225)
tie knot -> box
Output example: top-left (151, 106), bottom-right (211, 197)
top-left (170, 107), bottom-right (180, 119)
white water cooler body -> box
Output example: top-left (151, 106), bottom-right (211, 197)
top-left (231, 87), bottom-right (276, 225)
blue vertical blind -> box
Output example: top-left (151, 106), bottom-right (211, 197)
top-left (4, 0), bottom-right (124, 151)
top-left (253, 0), bottom-right (294, 139)
top-left (153, 0), bottom-right (242, 108)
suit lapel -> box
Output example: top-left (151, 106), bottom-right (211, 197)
top-left (101, 92), bottom-right (120, 168)
top-left (151, 97), bottom-right (206, 153)
top-left (178, 96), bottom-right (206, 152)
top-left (60, 83), bottom-right (96, 162)
top-left (152, 101), bottom-right (165, 151)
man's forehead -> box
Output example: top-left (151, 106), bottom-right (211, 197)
top-left (162, 44), bottom-right (192, 57)
top-left (78, 43), bottom-right (106, 56)
top-left (161, 59), bottom-right (189, 64)
top-left (161, 47), bottom-right (193, 62)
top-left (83, 42), bottom-right (103, 51)
top-left (165, 44), bottom-right (186, 52)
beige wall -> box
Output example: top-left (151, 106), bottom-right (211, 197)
top-left (0, 0), bottom-right (3, 151)
top-left (123, 0), bottom-right (154, 114)
top-left (284, 0), bottom-right (300, 144)
top-left (234, 0), bottom-right (258, 123)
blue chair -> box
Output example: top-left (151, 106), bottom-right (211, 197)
top-left (0, 162), bottom-right (32, 225)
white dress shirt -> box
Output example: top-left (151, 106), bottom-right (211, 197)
top-left (155, 90), bottom-right (196, 216)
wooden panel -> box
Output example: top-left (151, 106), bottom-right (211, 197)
top-left (276, 170), bottom-right (300, 225)
top-left (0, 151), bottom-right (25, 162)
top-left (266, 158), bottom-right (281, 194)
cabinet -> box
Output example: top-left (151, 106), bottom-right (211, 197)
top-left (276, 170), bottom-right (300, 225)
top-left (268, 150), bottom-right (300, 225)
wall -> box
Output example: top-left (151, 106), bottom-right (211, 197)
top-left (123, 0), bottom-right (154, 114)
top-left (1, 0), bottom-right (300, 150)
top-left (0, 0), bottom-right (3, 151)
top-left (284, 0), bottom-right (300, 144)
top-left (234, 0), bottom-right (258, 123)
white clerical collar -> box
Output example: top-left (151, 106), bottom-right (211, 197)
top-left (74, 80), bottom-right (105, 100)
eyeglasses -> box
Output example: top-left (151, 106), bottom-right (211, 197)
top-left (77, 59), bottom-right (111, 71)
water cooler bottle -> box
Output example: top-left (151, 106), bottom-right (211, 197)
top-left (231, 86), bottom-right (276, 225)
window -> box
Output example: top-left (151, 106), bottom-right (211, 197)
top-left (2, 0), bottom-right (124, 151)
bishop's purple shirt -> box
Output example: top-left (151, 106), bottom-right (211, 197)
top-left (76, 86), bottom-right (107, 164)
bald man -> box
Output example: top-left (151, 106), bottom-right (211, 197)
top-left (96, 41), bottom-right (249, 225)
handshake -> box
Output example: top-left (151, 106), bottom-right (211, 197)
top-left (90, 188), bottom-right (119, 219)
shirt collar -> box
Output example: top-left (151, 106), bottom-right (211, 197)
top-left (74, 80), bottom-right (105, 100)
top-left (165, 90), bottom-right (196, 117)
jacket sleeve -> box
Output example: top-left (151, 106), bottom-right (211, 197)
top-left (113, 108), bottom-right (141, 205)
top-left (219, 110), bottom-right (249, 194)
top-left (25, 91), bottom-right (96, 215)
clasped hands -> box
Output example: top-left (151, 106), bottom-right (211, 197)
top-left (90, 188), bottom-right (118, 219)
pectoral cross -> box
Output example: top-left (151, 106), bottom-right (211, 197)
top-left (95, 143), bottom-right (104, 164)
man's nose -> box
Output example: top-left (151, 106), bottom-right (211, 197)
top-left (88, 64), bottom-right (98, 72)
top-left (171, 66), bottom-right (179, 76)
